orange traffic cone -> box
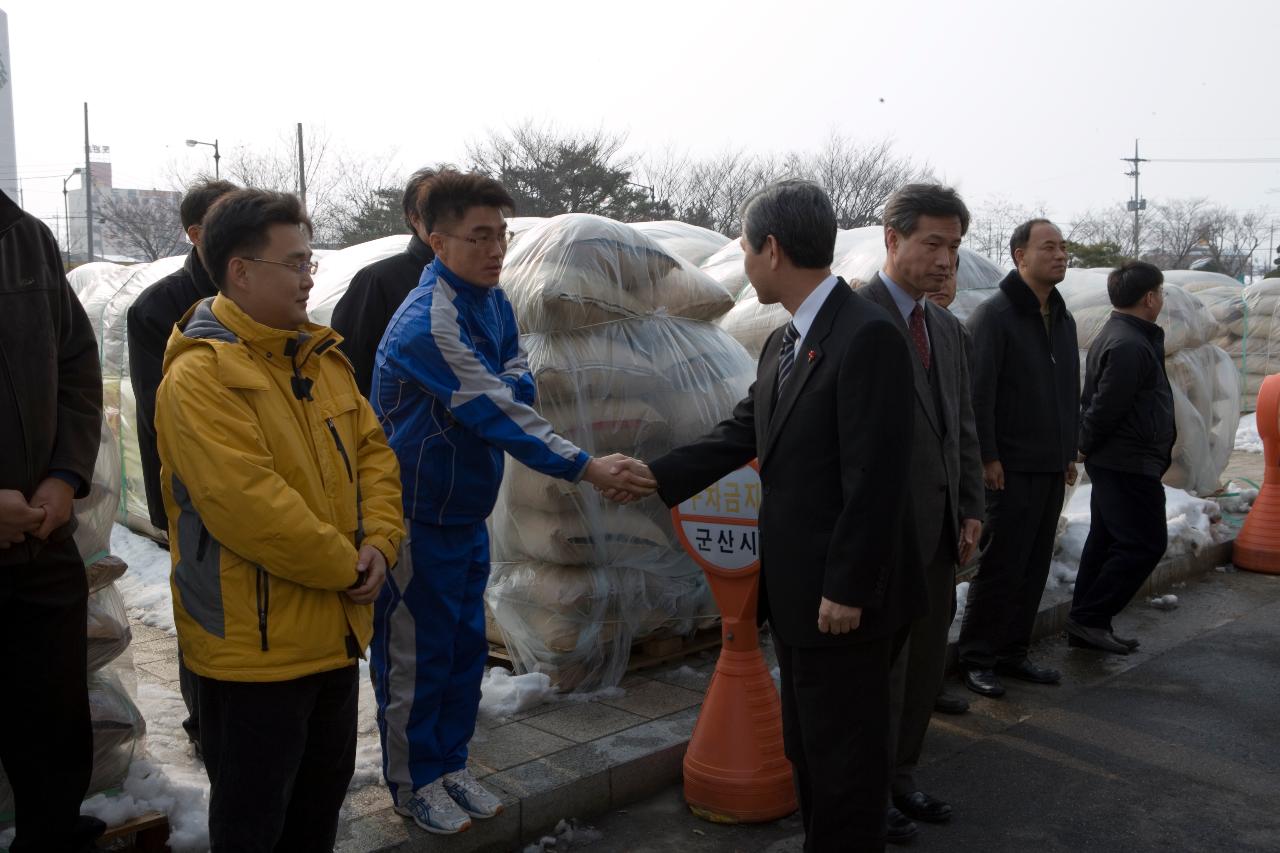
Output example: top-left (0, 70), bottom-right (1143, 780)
top-left (1234, 374), bottom-right (1280, 574)
top-left (681, 564), bottom-right (797, 823)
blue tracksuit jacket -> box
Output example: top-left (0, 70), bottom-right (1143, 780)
top-left (372, 258), bottom-right (590, 523)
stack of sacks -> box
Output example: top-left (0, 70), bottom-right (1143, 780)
top-left (714, 226), bottom-right (1005, 357)
top-left (631, 220), bottom-right (732, 267)
top-left (1058, 270), bottom-right (1240, 495)
top-left (1196, 280), bottom-right (1280, 411)
top-left (485, 213), bottom-right (752, 690)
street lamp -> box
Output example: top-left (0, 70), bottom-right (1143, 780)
top-left (62, 167), bottom-right (82, 267)
top-left (185, 137), bottom-right (220, 179)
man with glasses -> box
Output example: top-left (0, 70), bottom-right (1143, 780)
top-left (371, 170), bottom-right (654, 835)
top-left (154, 189), bottom-right (405, 851)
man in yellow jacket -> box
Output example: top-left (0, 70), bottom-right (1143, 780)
top-left (155, 189), bottom-right (404, 852)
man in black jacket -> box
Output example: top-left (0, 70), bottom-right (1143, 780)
top-left (0, 189), bottom-right (105, 851)
top-left (1067, 261), bottom-right (1174, 654)
top-left (126, 177), bottom-right (237, 750)
top-left (618, 181), bottom-right (921, 852)
top-left (331, 166), bottom-right (438, 397)
top-left (959, 219), bottom-right (1079, 698)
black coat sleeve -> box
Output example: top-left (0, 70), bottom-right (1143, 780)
top-left (966, 305), bottom-right (1003, 464)
top-left (331, 267), bottom-right (386, 398)
top-left (823, 318), bottom-right (914, 608)
top-left (1080, 340), bottom-right (1148, 456)
top-left (47, 231), bottom-right (101, 498)
top-left (649, 382), bottom-right (759, 508)
top-left (126, 292), bottom-right (171, 529)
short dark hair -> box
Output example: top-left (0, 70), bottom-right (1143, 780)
top-left (418, 169), bottom-right (515, 234)
top-left (179, 179), bottom-right (238, 231)
top-left (883, 184), bottom-right (970, 238)
top-left (740, 180), bottom-right (837, 269)
top-left (1009, 218), bottom-right (1058, 263)
top-left (200, 189), bottom-right (314, 290)
top-left (402, 167), bottom-right (438, 232)
top-left (1108, 260), bottom-right (1163, 308)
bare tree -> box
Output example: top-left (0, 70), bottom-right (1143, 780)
top-left (1145, 197), bottom-right (1213, 269)
top-left (1200, 208), bottom-right (1267, 278)
top-left (1064, 204), bottom-right (1139, 259)
top-left (97, 192), bottom-right (184, 261)
top-left (964, 197), bottom-right (1046, 265)
top-left (467, 122), bottom-right (664, 221)
top-left (785, 135), bottom-right (933, 229)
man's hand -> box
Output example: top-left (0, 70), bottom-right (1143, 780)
top-left (584, 454), bottom-right (657, 504)
top-left (958, 518), bottom-right (982, 565)
top-left (982, 460), bottom-right (1005, 491)
top-left (817, 597), bottom-right (862, 635)
top-left (346, 545), bottom-right (387, 604)
top-left (0, 490), bottom-right (45, 548)
top-left (29, 478), bottom-right (75, 540)
top-left (1065, 462), bottom-right (1078, 487)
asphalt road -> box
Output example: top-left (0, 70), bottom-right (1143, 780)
top-left (540, 567), bottom-right (1280, 853)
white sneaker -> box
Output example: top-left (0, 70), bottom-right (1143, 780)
top-left (443, 768), bottom-right (505, 818)
top-left (394, 779), bottom-right (472, 834)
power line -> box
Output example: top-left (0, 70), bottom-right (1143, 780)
top-left (1146, 157), bottom-right (1280, 164)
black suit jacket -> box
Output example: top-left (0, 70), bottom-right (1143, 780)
top-left (650, 281), bottom-right (924, 647)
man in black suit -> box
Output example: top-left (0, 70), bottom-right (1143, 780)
top-left (612, 181), bottom-right (921, 852)
top-left (331, 166), bottom-right (438, 397)
top-left (859, 185), bottom-right (984, 841)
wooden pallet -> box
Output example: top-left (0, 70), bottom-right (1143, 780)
top-left (487, 625), bottom-right (723, 682)
top-left (98, 812), bottom-right (169, 852)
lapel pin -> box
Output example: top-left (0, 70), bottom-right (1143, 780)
top-left (807, 349), bottom-right (816, 363)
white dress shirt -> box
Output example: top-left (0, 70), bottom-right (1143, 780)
top-left (788, 274), bottom-right (840, 357)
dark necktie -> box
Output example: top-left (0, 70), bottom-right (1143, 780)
top-left (777, 322), bottom-right (800, 392)
top-left (909, 304), bottom-right (930, 371)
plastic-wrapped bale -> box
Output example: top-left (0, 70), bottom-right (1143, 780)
top-left (485, 562), bottom-right (717, 691)
top-left (0, 666), bottom-right (145, 829)
top-left (306, 235), bottom-right (409, 326)
top-left (502, 213), bottom-right (735, 331)
top-left (632, 220), bottom-right (732, 267)
top-left (87, 582), bottom-right (132, 673)
top-left (1161, 269), bottom-right (1244, 293)
top-left (1201, 280), bottom-right (1280, 411)
top-left (73, 412), bottom-right (122, 566)
top-left (71, 255), bottom-right (185, 540)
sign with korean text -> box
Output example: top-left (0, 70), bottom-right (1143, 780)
top-left (672, 461), bottom-right (761, 574)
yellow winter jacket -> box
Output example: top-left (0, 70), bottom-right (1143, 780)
top-left (156, 295), bottom-right (404, 682)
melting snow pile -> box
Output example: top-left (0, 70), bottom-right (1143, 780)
top-left (1235, 411), bottom-right (1263, 454)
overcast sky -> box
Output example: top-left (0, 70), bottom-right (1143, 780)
top-left (5, 0), bottom-right (1278, 234)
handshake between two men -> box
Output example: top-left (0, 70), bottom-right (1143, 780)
top-left (580, 454), bottom-right (659, 504)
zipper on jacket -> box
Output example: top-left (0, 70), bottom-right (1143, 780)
top-left (326, 418), bottom-right (353, 482)
top-left (195, 526), bottom-right (210, 561)
top-left (255, 567), bottom-right (270, 651)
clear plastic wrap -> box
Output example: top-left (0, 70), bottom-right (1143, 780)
top-left (501, 214), bottom-right (735, 331)
top-left (1059, 270), bottom-right (1221, 355)
top-left (631, 220), bottom-right (732, 267)
top-left (86, 582), bottom-right (132, 673)
top-left (0, 664), bottom-right (145, 828)
top-left (483, 306), bottom-right (754, 688)
top-left (73, 412), bottom-right (122, 566)
top-left (1198, 280), bottom-right (1280, 412)
top-left (306, 235), bottom-right (409, 326)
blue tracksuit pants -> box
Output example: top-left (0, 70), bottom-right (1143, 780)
top-left (372, 520), bottom-right (490, 805)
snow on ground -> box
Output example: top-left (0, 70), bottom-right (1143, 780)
top-left (522, 818), bottom-right (604, 852)
top-left (110, 524), bottom-right (178, 635)
top-left (1235, 412), bottom-right (1263, 454)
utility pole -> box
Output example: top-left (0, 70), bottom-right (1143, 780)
top-left (1122, 139), bottom-right (1148, 257)
top-left (296, 122), bottom-right (306, 211)
top-left (83, 102), bottom-right (94, 262)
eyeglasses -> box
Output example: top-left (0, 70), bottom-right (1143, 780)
top-left (434, 231), bottom-right (511, 250)
top-left (241, 257), bottom-right (319, 276)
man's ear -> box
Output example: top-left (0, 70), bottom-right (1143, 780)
top-left (186, 223), bottom-right (202, 247)
top-left (427, 231), bottom-right (447, 256)
top-left (225, 257), bottom-right (248, 293)
top-left (766, 234), bottom-right (783, 271)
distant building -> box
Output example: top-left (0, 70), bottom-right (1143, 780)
top-left (66, 157), bottom-right (183, 263)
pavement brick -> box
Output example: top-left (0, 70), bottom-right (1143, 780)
top-left (520, 701), bottom-right (646, 743)
top-left (466, 721), bottom-right (576, 773)
top-left (597, 678), bottom-right (704, 719)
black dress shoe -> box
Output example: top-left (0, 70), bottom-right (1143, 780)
top-left (934, 691), bottom-right (970, 715)
top-left (963, 668), bottom-right (1005, 697)
top-left (1110, 631), bottom-right (1140, 649)
top-left (1065, 619), bottom-right (1131, 655)
top-left (885, 806), bottom-right (919, 844)
top-left (995, 658), bottom-right (1061, 684)
top-left (894, 791), bottom-right (952, 824)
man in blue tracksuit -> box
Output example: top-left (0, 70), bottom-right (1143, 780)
top-left (370, 170), bottom-right (653, 835)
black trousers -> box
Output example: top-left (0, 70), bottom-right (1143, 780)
top-left (775, 632), bottom-right (897, 853)
top-left (1070, 465), bottom-right (1167, 630)
top-left (199, 665), bottom-right (358, 853)
top-left (888, 529), bottom-right (953, 797)
top-left (959, 470), bottom-right (1065, 669)
top-left (0, 537), bottom-right (96, 853)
